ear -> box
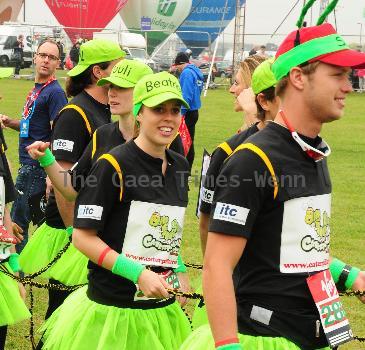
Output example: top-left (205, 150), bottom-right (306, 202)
top-left (92, 65), bottom-right (103, 80)
top-left (257, 93), bottom-right (270, 112)
top-left (288, 66), bottom-right (306, 90)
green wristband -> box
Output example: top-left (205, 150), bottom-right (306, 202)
top-left (174, 254), bottom-right (187, 273)
top-left (9, 253), bottom-right (21, 273)
top-left (217, 344), bottom-right (242, 350)
top-left (112, 253), bottom-right (145, 284)
top-left (329, 258), bottom-right (346, 283)
top-left (345, 266), bottom-right (361, 290)
top-left (66, 226), bottom-right (73, 237)
top-left (39, 148), bottom-right (56, 168)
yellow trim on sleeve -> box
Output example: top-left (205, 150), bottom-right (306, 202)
top-left (218, 141), bottom-right (233, 156)
top-left (98, 154), bottom-right (123, 201)
top-left (60, 104), bottom-right (92, 136)
top-left (91, 130), bottom-right (97, 159)
top-left (1, 144), bottom-right (4, 153)
top-left (167, 132), bottom-right (180, 149)
top-left (232, 143), bottom-right (278, 199)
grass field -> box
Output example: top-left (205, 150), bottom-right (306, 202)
top-left (0, 72), bottom-right (364, 349)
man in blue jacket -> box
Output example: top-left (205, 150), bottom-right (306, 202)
top-left (174, 52), bottom-right (204, 170)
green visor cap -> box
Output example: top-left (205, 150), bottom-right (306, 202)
top-left (251, 58), bottom-right (277, 94)
top-left (0, 68), bottom-right (13, 78)
top-left (133, 72), bottom-right (189, 116)
top-left (272, 33), bottom-right (349, 80)
top-left (97, 59), bottom-right (153, 88)
top-left (68, 39), bottom-right (126, 77)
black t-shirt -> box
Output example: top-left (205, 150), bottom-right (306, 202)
top-left (71, 121), bottom-right (126, 192)
top-left (200, 124), bottom-right (259, 214)
top-left (168, 132), bottom-right (185, 156)
top-left (45, 91), bottom-right (111, 228)
top-left (209, 122), bottom-right (331, 349)
top-left (71, 122), bottom-right (185, 193)
top-left (74, 140), bottom-right (189, 309)
top-left (0, 128), bottom-right (16, 204)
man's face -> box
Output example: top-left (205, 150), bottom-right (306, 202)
top-left (303, 63), bottom-right (352, 123)
top-left (34, 42), bottom-right (60, 78)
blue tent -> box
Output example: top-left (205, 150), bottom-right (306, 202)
top-left (177, 0), bottom-right (245, 56)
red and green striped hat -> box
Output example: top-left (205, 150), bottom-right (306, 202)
top-left (272, 0), bottom-right (365, 80)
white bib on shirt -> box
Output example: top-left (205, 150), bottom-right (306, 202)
top-left (280, 193), bottom-right (331, 273)
top-left (122, 200), bottom-right (185, 268)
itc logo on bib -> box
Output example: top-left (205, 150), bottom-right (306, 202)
top-left (53, 139), bottom-right (74, 152)
top-left (213, 202), bottom-right (249, 225)
top-left (201, 187), bottom-right (214, 204)
top-left (77, 205), bottom-right (103, 220)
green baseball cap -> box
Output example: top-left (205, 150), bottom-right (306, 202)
top-left (251, 58), bottom-right (277, 95)
top-left (68, 39), bottom-right (125, 77)
top-left (0, 68), bottom-right (13, 78)
top-left (97, 59), bottom-right (153, 88)
top-left (133, 72), bottom-right (189, 116)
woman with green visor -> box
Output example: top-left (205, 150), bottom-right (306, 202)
top-left (26, 60), bottom-right (188, 296)
top-left (33, 72), bottom-right (192, 349)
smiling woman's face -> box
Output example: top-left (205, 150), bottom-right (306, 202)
top-left (229, 71), bottom-right (248, 112)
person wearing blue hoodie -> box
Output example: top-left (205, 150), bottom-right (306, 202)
top-left (174, 52), bottom-right (204, 169)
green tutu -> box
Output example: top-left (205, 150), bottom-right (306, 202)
top-left (40, 286), bottom-right (192, 350)
top-left (47, 243), bottom-right (88, 285)
top-left (192, 284), bottom-right (208, 330)
top-left (179, 324), bottom-right (331, 350)
top-left (0, 262), bottom-right (31, 326)
top-left (19, 222), bottom-right (69, 278)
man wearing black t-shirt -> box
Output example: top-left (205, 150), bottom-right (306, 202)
top-left (181, 20), bottom-right (365, 350)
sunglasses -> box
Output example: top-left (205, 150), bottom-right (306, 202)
top-left (279, 110), bottom-right (331, 161)
top-left (37, 52), bottom-right (59, 61)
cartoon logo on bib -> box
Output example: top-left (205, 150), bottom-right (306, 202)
top-left (142, 211), bottom-right (182, 255)
top-left (149, 211), bottom-right (180, 240)
top-left (301, 207), bottom-right (330, 253)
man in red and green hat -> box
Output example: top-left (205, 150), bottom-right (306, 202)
top-left (180, 5), bottom-right (365, 350)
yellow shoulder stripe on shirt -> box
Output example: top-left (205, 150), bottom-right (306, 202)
top-left (60, 104), bottom-right (92, 136)
top-left (232, 143), bottom-right (278, 200)
top-left (91, 130), bottom-right (97, 159)
top-left (218, 141), bottom-right (233, 156)
top-left (98, 154), bottom-right (123, 201)
top-left (167, 132), bottom-right (180, 149)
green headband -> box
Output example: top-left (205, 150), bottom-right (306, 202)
top-left (272, 34), bottom-right (348, 80)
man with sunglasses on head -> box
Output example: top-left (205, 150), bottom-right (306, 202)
top-left (181, 8), bottom-right (365, 350)
top-left (0, 39), bottom-right (67, 255)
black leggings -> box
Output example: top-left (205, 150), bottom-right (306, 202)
top-left (0, 326), bottom-right (7, 350)
top-left (45, 279), bottom-right (73, 320)
top-left (184, 110), bottom-right (199, 170)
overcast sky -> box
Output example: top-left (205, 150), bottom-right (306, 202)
top-left (19, 0), bottom-right (365, 45)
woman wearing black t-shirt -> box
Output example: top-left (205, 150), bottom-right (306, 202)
top-left (30, 72), bottom-right (192, 349)
top-left (19, 39), bottom-right (125, 321)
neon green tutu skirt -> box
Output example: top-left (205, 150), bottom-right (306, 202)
top-left (0, 262), bottom-right (31, 326)
top-left (19, 222), bottom-right (69, 278)
top-left (192, 284), bottom-right (208, 330)
top-left (40, 286), bottom-right (192, 350)
top-left (47, 243), bottom-right (88, 285)
top-left (179, 324), bottom-right (330, 350)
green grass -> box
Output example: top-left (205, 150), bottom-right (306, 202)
top-left (0, 74), bottom-right (364, 349)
